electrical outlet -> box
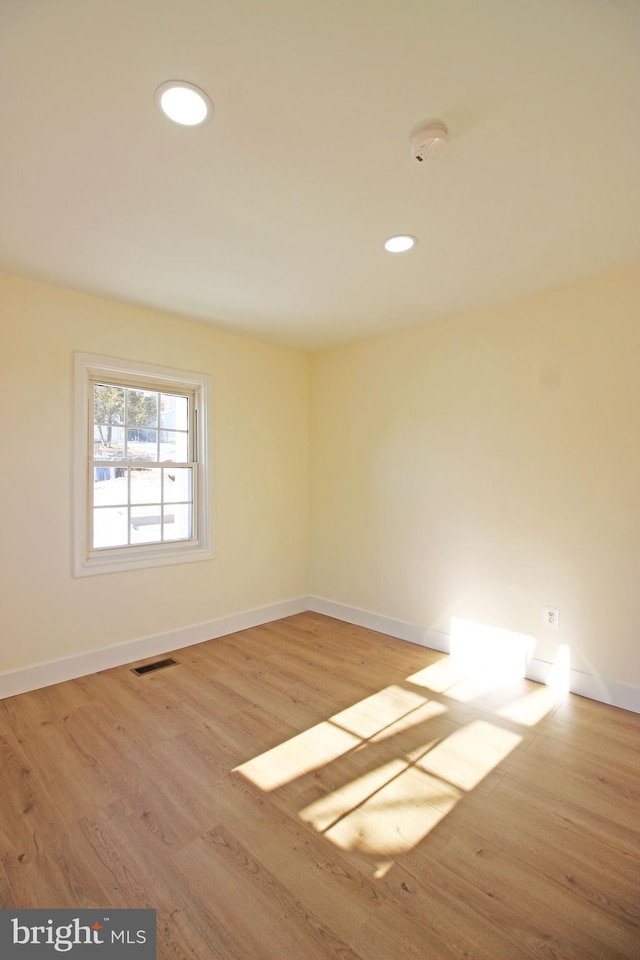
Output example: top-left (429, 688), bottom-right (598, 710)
top-left (543, 606), bottom-right (559, 629)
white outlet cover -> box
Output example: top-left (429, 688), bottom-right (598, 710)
top-left (543, 606), bottom-right (559, 629)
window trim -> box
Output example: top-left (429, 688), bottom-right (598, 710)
top-left (74, 353), bottom-right (213, 576)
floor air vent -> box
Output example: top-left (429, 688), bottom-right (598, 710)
top-left (131, 658), bottom-right (178, 676)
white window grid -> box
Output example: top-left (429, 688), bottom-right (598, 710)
top-left (90, 381), bottom-right (197, 549)
top-left (73, 353), bottom-right (213, 576)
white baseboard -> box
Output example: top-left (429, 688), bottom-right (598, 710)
top-left (0, 597), bottom-right (308, 700)
top-left (307, 595), bottom-right (451, 653)
top-left (2, 594), bottom-right (639, 714)
top-left (307, 596), bottom-right (640, 715)
top-left (525, 656), bottom-right (640, 714)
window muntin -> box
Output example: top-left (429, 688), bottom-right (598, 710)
top-left (90, 383), bottom-right (195, 549)
top-left (74, 354), bottom-right (212, 576)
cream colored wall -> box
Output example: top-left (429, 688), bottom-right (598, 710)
top-left (4, 267), bottom-right (640, 689)
top-left (310, 268), bottom-right (640, 686)
top-left (0, 272), bottom-right (309, 673)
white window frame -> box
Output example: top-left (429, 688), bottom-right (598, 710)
top-left (74, 353), bottom-right (213, 576)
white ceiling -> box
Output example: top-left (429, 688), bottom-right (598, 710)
top-left (1, 0), bottom-right (638, 350)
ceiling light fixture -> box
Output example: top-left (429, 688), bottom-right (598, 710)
top-left (155, 81), bottom-right (213, 126)
top-left (384, 235), bottom-right (417, 253)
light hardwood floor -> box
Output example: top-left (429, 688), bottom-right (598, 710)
top-left (1, 612), bottom-right (638, 959)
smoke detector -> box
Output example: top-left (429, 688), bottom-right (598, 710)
top-left (411, 122), bottom-right (448, 163)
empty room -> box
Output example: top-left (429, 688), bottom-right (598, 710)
top-left (1, 2), bottom-right (638, 958)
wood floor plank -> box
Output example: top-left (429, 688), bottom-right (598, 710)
top-left (174, 825), bottom-right (368, 960)
top-left (444, 769), bottom-right (640, 902)
top-left (413, 823), bottom-right (636, 960)
top-left (79, 805), bottom-right (250, 960)
top-left (1, 612), bottom-right (638, 958)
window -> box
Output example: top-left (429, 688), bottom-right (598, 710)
top-left (74, 354), bottom-right (212, 576)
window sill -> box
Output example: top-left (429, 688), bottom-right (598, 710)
top-left (74, 541), bottom-right (213, 577)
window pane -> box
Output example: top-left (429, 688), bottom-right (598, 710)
top-left (163, 503), bottom-right (193, 541)
top-left (130, 467), bottom-right (161, 504)
top-left (160, 394), bottom-right (188, 430)
top-left (93, 425), bottom-right (124, 460)
top-left (93, 507), bottom-right (128, 548)
top-left (80, 358), bottom-right (209, 575)
top-left (130, 506), bottom-right (162, 544)
top-left (160, 430), bottom-right (188, 462)
top-left (127, 389), bottom-right (158, 427)
top-left (94, 384), bottom-right (124, 425)
top-left (93, 468), bottom-right (128, 505)
top-left (163, 467), bottom-right (192, 503)
top-left (126, 429), bottom-right (157, 462)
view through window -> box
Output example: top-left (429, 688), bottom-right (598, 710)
top-left (74, 354), bottom-right (212, 576)
top-left (92, 382), bottom-right (194, 548)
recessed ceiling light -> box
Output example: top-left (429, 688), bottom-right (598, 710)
top-left (155, 81), bottom-right (213, 126)
top-left (384, 235), bottom-right (417, 253)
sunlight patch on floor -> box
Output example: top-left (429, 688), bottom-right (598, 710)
top-left (497, 643), bottom-right (571, 725)
top-left (317, 765), bottom-right (461, 858)
top-left (367, 699), bottom-right (448, 744)
top-left (236, 684), bottom-right (448, 792)
top-left (406, 658), bottom-right (467, 694)
top-left (497, 685), bottom-right (563, 726)
top-left (299, 757), bottom-right (410, 832)
top-left (233, 626), bottom-right (567, 877)
top-left (408, 619), bottom-right (535, 703)
top-left (415, 719), bottom-right (522, 790)
top-left (234, 720), bottom-right (361, 790)
top-left (373, 860), bottom-right (395, 879)
top-left (331, 684), bottom-right (428, 739)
